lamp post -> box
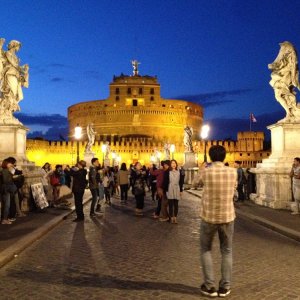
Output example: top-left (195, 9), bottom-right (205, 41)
top-left (170, 144), bottom-right (175, 160)
top-left (157, 151), bottom-right (161, 166)
top-left (201, 124), bottom-right (210, 163)
top-left (101, 144), bottom-right (107, 166)
top-left (111, 151), bottom-right (116, 167)
top-left (116, 155), bottom-right (121, 166)
top-left (74, 124), bottom-right (82, 163)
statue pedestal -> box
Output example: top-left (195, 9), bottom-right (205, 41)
top-left (183, 152), bottom-right (197, 169)
top-left (104, 158), bottom-right (110, 168)
top-left (0, 124), bottom-right (46, 211)
top-left (251, 121), bottom-right (298, 209)
top-left (0, 124), bottom-right (29, 163)
top-left (84, 151), bottom-right (95, 167)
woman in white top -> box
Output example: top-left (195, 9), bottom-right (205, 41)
top-left (163, 160), bottom-right (185, 224)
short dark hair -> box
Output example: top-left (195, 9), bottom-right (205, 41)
top-left (209, 145), bottom-right (226, 162)
top-left (91, 158), bottom-right (99, 165)
top-left (235, 160), bottom-right (242, 165)
top-left (6, 157), bottom-right (16, 165)
top-left (163, 160), bottom-right (171, 166)
top-left (294, 157), bottom-right (300, 163)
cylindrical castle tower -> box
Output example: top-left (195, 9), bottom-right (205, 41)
top-left (68, 66), bottom-right (203, 144)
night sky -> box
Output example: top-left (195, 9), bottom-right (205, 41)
top-left (2, 0), bottom-right (300, 141)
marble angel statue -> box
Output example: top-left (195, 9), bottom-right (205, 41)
top-left (268, 41), bottom-right (300, 122)
top-left (183, 126), bottom-right (194, 152)
top-left (0, 39), bottom-right (29, 124)
top-left (164, 143), bottom-right (171, 160)
top-left (85, 123), bottom-right (96, 153)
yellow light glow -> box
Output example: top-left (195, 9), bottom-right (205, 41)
top-left (74, 125), bottom-right (82, 140)
top-left (201, 124), bottom-right (210, 139)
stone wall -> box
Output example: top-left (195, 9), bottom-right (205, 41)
top-left (26, 134), bottom-right (270, 168)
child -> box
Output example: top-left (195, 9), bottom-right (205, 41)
top-left (103, 170), bottom-right (112, 205)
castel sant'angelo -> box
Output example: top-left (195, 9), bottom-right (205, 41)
top-left (26, 62), bottom-right (270, 167)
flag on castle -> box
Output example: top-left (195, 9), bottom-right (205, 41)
top-left (250, 113), bottom-right (257, 122)
top-left (249, 113), bottom-right (257, 131)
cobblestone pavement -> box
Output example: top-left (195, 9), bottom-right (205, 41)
top-left (0, 191), bottom-right (300, 300)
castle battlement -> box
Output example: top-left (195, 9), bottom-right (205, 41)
top-left (26, 130), bottom-right (270, 168)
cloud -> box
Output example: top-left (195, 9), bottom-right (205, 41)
top-left (173, 88), bottom-right (254, 107)
top-left (16, 113), bottom-right (69, 141)
top-left (47, 63), bottom-right (71, 68)
top-left (50, 77), bottom-right (64, 82)
top-left (207, 110), bottom-right (285, 141)
top-left (16, 113), bottom-right (68, 127)
top-left (85, 70), bottom-right (102, 80)
top-left (27, 125), bottom-right (69, 141)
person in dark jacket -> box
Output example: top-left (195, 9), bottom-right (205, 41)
top-left (1, 158), bottom-right (20, 224)
top-left (89, 158), bottom-right (100, 217)
top-left (131, 162), bottom-right (147, 216)
top-left (70, 160), bottom-right (87, 222)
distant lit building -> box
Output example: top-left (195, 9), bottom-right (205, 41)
top-left (26, 64), bottom-right (270, 167)
top-left (68, 67), bottom-right (203, 144)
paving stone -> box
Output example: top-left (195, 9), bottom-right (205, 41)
top-left (0, 192), bottom-right (300, 299)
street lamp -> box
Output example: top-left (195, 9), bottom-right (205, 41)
top-left (116, 155), bottom-right (121, 166)
top-left (170, 144), bottom-right (175, 160)
top-left (101, 143), bottom-right (107, 166)
top-left (150, 155), bottom-right (155, 164)
top-left (201, 124), bottom-right (210, 163)
top-left (74, 124), bottom-right (82, 163)
top-left (111, 151), bottom-right (116, 166)
top-left (157, 151), bottom-right (161, 166)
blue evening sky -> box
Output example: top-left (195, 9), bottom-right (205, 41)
top-left (2, 0), bottom-right (300, 140)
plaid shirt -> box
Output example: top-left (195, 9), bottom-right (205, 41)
top-left (195, 162), bottom-right (237, 224)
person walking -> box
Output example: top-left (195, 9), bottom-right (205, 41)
top-left (193, 145), bottom-right (237, 298)
top-left (103, 169), bottom-right (113, 206)
top-left (163, 159), bottom-right (184, 224)
top-left (131, 162), bottom-right (147, 216)
top-left (234, 161), bottom-right (245, 202)
top-left (117, 163), bottom-right (129, 204)
top-left (150, 160), bottom-right (171, 221)
top-left (149, 164), bottom-right (157, 202)
top-left (290, 157), bottom-right (300, 215)
top-left (70, 160), bottom-right (87, 222)
top-left (89, 158), bottom-right (100, 217)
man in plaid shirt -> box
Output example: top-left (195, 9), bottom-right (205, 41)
top-left (193, 145), bottom-right (237, 298)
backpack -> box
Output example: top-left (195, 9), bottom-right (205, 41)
top-left (50, 174), bottom-right (60, 186)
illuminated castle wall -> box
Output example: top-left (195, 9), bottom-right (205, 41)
top-left (26, 131), bottom-right (269, 168)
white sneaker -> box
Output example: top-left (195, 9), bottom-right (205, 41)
top-left (291, 212), bottom-right (300, 215)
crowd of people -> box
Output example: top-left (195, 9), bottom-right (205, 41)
top-left (71, 157), bottom-right (185, 223)
top-left (0, 156), bottom-right (187, 225)
top-left (0, 157), bottom-right (25, 225)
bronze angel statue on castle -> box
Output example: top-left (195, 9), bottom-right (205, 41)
top-left (0, 38), bottom-right (29, 124)
top-left (268, 41), bottom-right (300, 122)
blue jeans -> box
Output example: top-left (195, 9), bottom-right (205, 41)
top-left (200, 220), bottom-right (234, 290)
top-left (1, 192), bottom-right (11, 220)
top-left (90, 188), bottom-right (98, 215)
